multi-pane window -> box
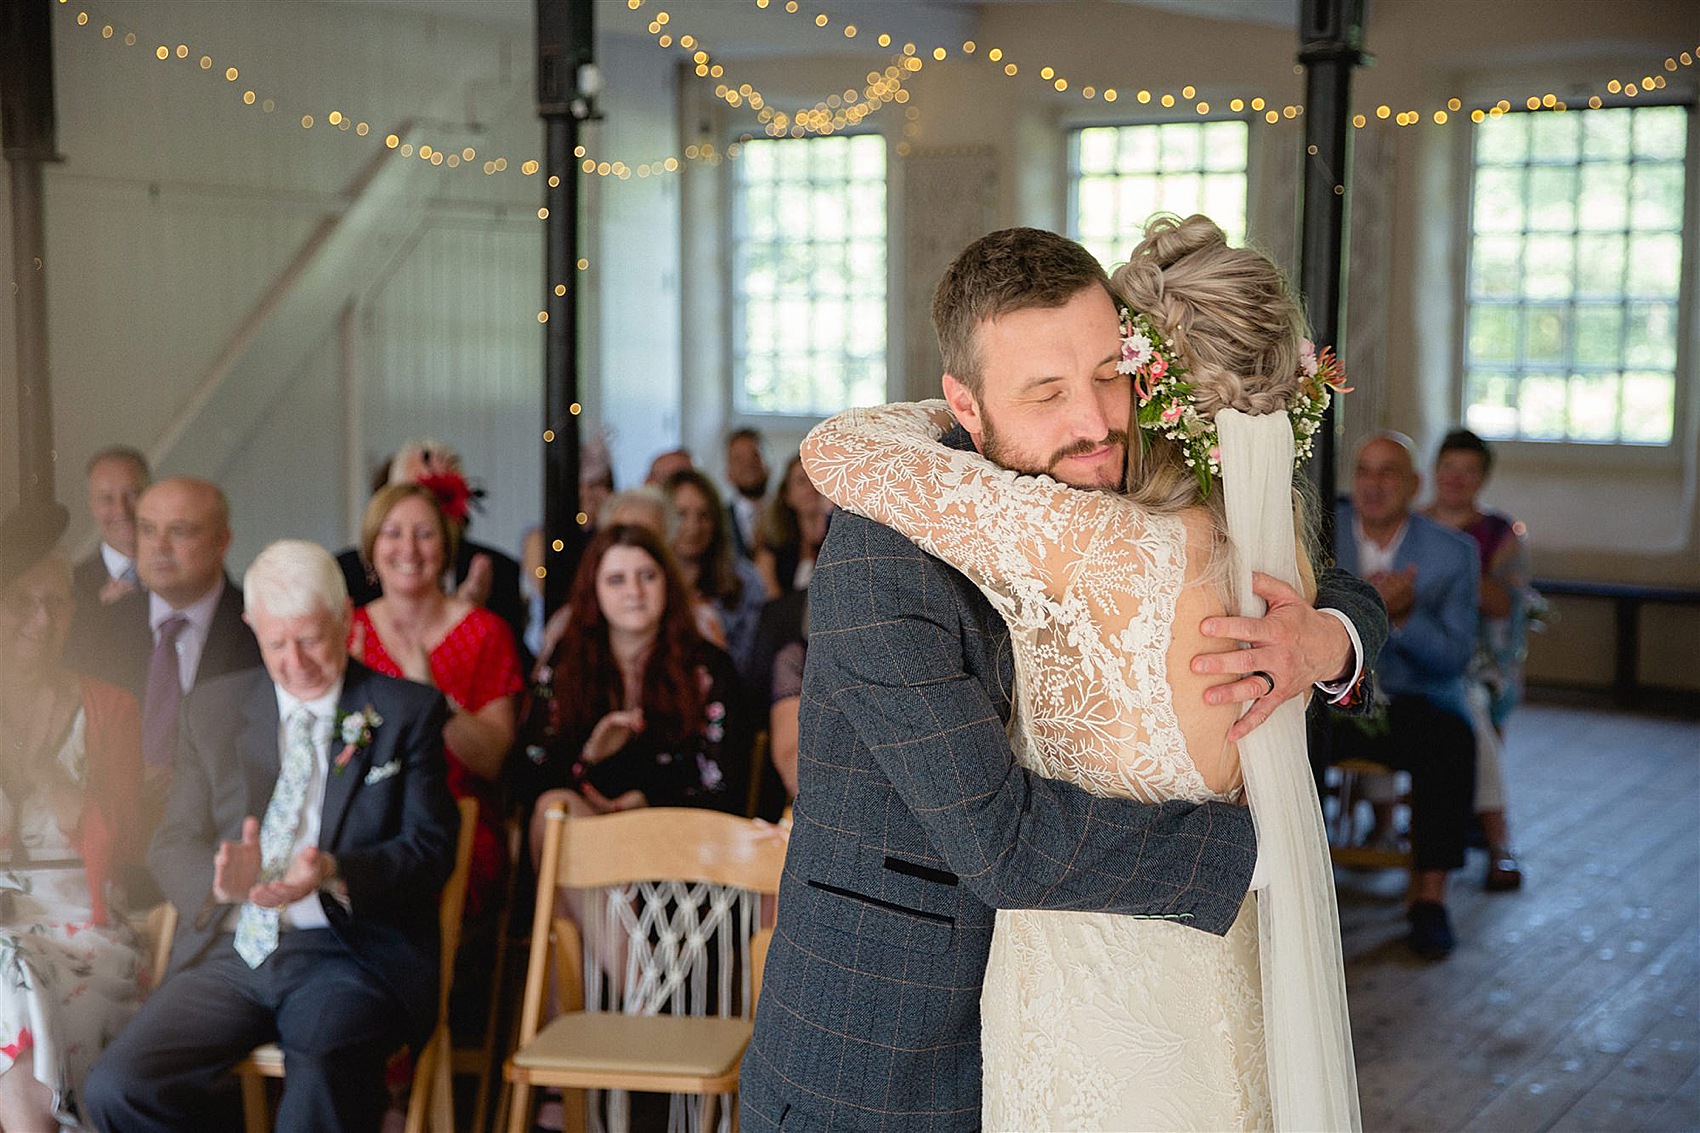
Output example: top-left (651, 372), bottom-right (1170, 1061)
top-left (1070, 121), bottom-right (1249, 268)
top-left (1464, 105), bottom-right (1688, 444)
top-left (732, 135), bottom-right (887, 417)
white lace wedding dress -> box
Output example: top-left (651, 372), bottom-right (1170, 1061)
top-left (802, 401), bottom-right (1273, 1130)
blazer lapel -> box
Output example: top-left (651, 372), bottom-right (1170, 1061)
top-left (319, 661), bottom-right (374, 849)
top-left (240, 674), bottom-right (282, 821)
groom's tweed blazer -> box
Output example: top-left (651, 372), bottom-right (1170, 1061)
top-left (743, 434), bottom-right (1400, 1132)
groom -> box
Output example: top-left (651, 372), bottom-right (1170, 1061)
top-left (742, 227), bottom-right (1387, 1130)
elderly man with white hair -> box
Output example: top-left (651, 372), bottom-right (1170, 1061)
top-left (86, 539), bottom-right (458, 1133)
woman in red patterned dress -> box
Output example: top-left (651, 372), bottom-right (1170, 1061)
top-left (347, 483), bottom-right (522, 920)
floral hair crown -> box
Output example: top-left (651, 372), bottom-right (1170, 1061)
top-left (1117, 305), bottom-right (1351, 496)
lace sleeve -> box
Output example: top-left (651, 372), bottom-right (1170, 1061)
top-left (801, 400), bottom-right (1144, 602)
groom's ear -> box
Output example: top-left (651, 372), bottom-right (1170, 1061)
top-left (941, 374), bottom-right (983, 437)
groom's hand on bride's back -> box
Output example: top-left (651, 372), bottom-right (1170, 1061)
top-left (1193, 573), bottom-right (1355, 741)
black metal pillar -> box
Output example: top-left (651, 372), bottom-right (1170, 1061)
top-left (537, 0), bottom-right (595, 613)
top-left (2, 0), bottom-right (61, 506)
top-left (1297, 0), bottom-right (1365, 531)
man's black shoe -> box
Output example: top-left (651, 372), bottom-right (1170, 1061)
top-left (1406, 900), bottom-right (1455, 960)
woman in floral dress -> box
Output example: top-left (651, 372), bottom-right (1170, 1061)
top-left (0, 503), bottom-right (147, 1130)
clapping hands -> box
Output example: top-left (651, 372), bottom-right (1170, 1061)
top-left (213, 816), bottom-right (333, 907)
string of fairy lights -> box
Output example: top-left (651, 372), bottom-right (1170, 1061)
top-left (632, 0), bottom-right (1697, 136)
top-left (55, 0), bottom-right (1700, 182)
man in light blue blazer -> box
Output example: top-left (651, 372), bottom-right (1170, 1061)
top-left (1323, 431), bottom-right (1480, 960)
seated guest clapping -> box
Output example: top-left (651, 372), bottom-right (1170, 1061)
top-left (0, 504), bottom-right (147, 1132)
top-left (85, 540), bottom-right (458, 1133)
top-left (350, 483), bottom-right (521, 921)
top-left (521, 525), bottom-right (751, 857)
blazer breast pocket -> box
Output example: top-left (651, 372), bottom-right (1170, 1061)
top-left (802, 878), bottom-right (954, 955)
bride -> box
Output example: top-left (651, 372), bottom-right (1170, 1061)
top-left (801, 214), bottom-right (1359, 1131)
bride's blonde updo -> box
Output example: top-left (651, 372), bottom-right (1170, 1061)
top-left (1110, 214), bottom-right (1315, 600)
top-left (1110, 213), bottom-right (1306, 510)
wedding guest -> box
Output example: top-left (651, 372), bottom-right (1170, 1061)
top-left (752, 455), bottom-right (830, 599)
top-left (71, 446), bottom-right (150, 613)
top-left (744, 589), bottom-right (809, 819)
top-left (63, 478), bottom-right (261, 847)
top-left (0, 503), bottom-right (148, 1132)
top-left (724, 428), bottom-right (769, 560)
top-left (767, 621), bottom-right (807, 799)
top-left (85, 539), bottom-right (458, 1133)
top-left (579, 431), bottom-right (616, 533)
top-left (520, 524), bottom-right (751, 856)
top-left (600, 486), bottom-right (674, 540)
top-left (336, 439), bottom-right (526, 652)
top-left (1424, 427), bottom-right (1534, 890)
top-left (531, 489), bottom-right (725, 672)
top-left (644, 447), bottom-right (693, 487)
top-left (1322, 432), bottom-right (1480, 959)
top-left (665, 469), bottom-right (767, 678)
top-left (348, 483), bottom-right (522, 922)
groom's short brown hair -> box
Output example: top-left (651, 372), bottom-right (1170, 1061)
top-left (931, 227), bottom-right (1112, 395)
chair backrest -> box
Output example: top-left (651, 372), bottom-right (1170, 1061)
top-left (143, 901), bottom-right (178, 990)
top-left (437, 797), bottom-right (481, 1011)
top-left (550, 807), bottom-right (788, 895)
top-left (517, 807), bottom-right (788, 1049)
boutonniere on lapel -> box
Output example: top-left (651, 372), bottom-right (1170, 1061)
top-left (333, 706), bottom-right (383, 774)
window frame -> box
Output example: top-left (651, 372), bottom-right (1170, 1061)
top-left (724, 129), bottom-right (893, 428)
top-left (1064, 117), bottom-right (1254, 265)
top-left (1451, 97), bottom-right (1697, 468)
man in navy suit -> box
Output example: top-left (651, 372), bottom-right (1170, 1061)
top-left (1322, 432), bottom-right (1480, 960)
top-left (85, 539), bottom-right (458, 1133)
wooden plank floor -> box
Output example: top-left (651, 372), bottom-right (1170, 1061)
top-left (1339, 704), bottom-right (1700, 1132)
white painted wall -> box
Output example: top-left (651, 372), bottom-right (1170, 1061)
top-left (2, 0), bottom-right (1693, 684)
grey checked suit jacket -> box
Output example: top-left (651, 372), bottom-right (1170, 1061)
top-left (742, 429), bottom-right (1387, 1132)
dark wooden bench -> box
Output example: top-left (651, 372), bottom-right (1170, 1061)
top-left (1532, 579), bottom-right (1700, 707)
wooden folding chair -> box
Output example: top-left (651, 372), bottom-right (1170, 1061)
top-left (1326, 759), bottom-right (1415, 870)
top-left (237, 796), bottom-right (479, 1133)
top-left (501, 806), bottom-right (788, 1133)
top-left (133, 900), bottom-right (179, 990)
top-left (448, 814), bottom-right (525, 1133)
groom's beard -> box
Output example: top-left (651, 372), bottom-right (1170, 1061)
top-left (982, 417), bottom-right (1130, 489)
top-left (736, 479), bottom-right (768, 500)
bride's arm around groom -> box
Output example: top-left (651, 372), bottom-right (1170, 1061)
top-left (741, 480), bottom-right (1261, 1132)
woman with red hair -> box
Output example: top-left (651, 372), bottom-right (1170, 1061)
top-left (523, 524), bottom-right (751, 852)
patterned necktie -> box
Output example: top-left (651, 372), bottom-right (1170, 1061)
top-left (234, 707), bottom-right (317, 968)
top-left (141, 615), bottom-right (190, 768)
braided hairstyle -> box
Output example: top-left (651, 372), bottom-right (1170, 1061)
top-left (1110, 214), bottom-right (1314, 599)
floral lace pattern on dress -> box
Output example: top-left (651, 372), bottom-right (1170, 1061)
top-left (802, 401), bottom-right (1270, 1130)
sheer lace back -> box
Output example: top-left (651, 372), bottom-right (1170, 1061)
top-left (803, 400), bottom-right (1216, 804)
